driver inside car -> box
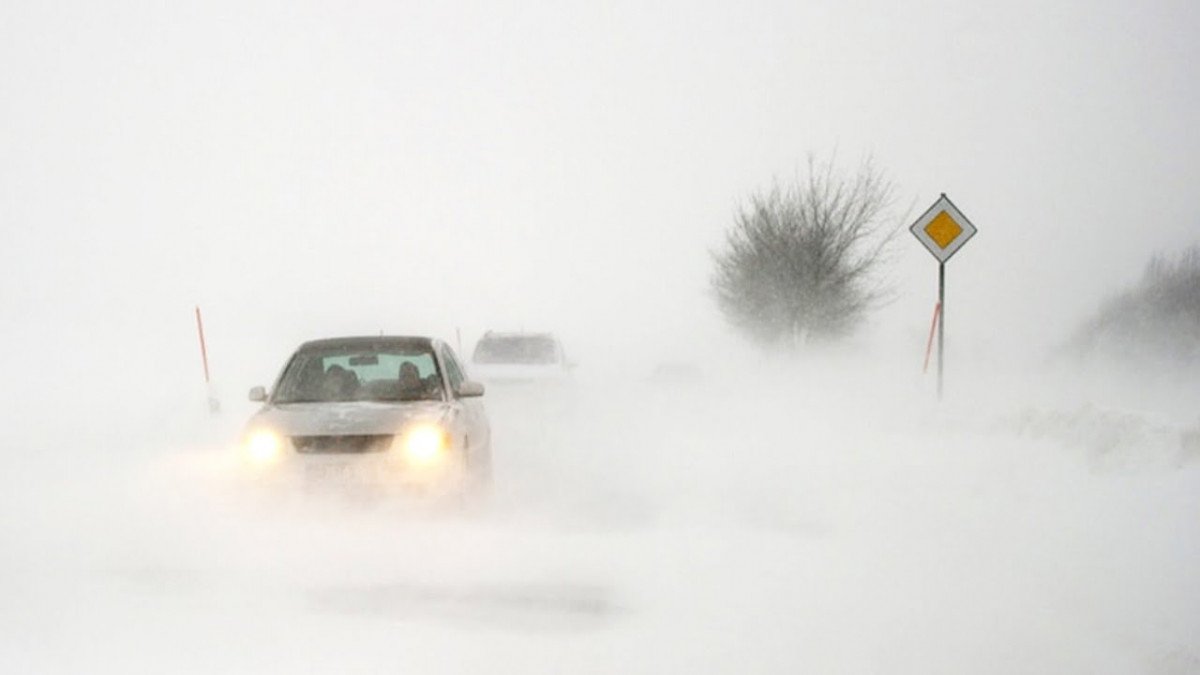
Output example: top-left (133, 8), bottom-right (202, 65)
top-left (397, 362), bottom-right (424, 399)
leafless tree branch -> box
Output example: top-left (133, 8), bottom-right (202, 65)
top-left (711, 156), bottom-right (903, 348)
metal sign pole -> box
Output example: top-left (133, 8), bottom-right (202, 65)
top-left (938, 262), bottom-right (945, 401)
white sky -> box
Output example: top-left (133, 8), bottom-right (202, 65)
top-left (2, 0), bottom-right (1198, 387)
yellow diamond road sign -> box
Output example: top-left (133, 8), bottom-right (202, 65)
top-left (910, 194), bottom-right (977, 263)
top-left (924, 211), bottom-right (962, 249)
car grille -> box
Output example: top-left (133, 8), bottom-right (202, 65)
top-left (291, 435), bottom-right (393, 454)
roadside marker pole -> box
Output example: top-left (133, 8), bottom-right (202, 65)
top-left (922, 301), bottom-right (941, 375)
top-left (195, 306), bottom-right (220, 414)
top-left (195, 306), bottom-right (211, 384)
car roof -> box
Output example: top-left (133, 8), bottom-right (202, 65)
top-left (297, 336), bottom-right (439, 351)
top-left (480, 331), bottom-right (558, 339)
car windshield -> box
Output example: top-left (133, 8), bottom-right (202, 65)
top-left (273, 345), bottom-right (443, 403)
top-left (473, 335), bottom-right (559, 365)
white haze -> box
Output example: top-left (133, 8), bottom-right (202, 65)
top-left (2, 0), bottom-right (1198, 672)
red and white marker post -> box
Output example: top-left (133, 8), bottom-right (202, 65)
top-left (195, 306), bottom-right (220, 413)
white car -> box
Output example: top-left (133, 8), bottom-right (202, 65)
top-left (240, 336), bottom-right (491, 495)
top-left (470, 331), bottom-right (573, 384)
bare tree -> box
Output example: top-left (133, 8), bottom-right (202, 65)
top-left (711, 157), bottom-right (901, 348)
top-left (1068, 245), bottom-right (1200, 364)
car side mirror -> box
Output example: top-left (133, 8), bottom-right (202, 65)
top-left (248, 386), bottom-right (267, 402)
top-left (455, 380), bottom-right (485, 398)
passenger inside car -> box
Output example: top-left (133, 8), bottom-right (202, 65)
top-left (280, 357), bottom-right (327, 402)
top-left (322, 364), bottom-right (359, 401)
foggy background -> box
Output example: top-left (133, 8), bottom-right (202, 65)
top-left (5, 0), bottom-right (1198, 377)
top-left (2, 0), bottom-right (1198, 672)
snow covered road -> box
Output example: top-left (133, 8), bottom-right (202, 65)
top-left (2, 364), bottom-right (1197, 673)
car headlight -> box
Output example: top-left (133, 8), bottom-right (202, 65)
top-left (244, 428), bottom-right (284, 464)
top-left (400, 424), bottom-right (449, 465)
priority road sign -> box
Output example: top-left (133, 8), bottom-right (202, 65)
top-left (910, 193), bottom-right (978, 400)
top-left (910, 193), bottom-right (977, 263)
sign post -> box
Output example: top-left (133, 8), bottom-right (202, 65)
top-left (910, 194), bottom-right (977, 399)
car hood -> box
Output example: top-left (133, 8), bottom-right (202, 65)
top-left (248, 401), bottom-right (449, 436)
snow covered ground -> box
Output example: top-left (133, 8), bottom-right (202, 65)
top-left (1, 357), bottom-right (1197, 673)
